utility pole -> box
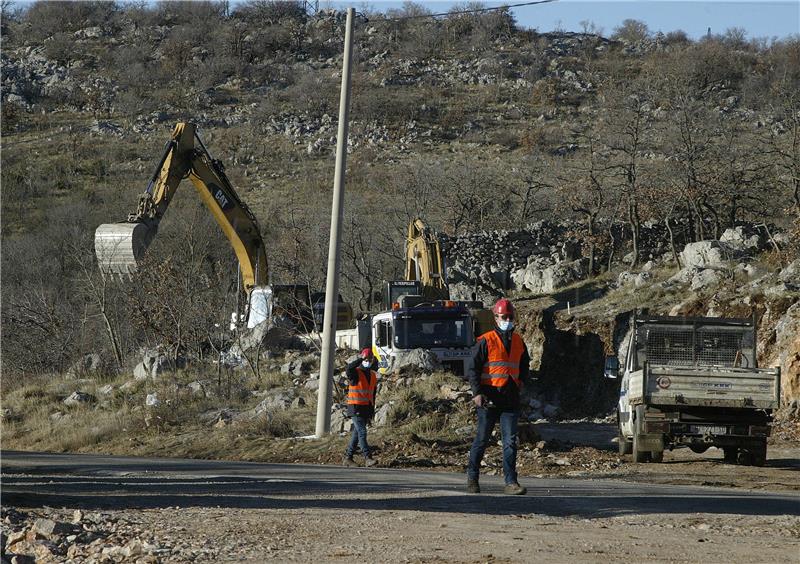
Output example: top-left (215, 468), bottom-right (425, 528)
top-left (316, 7), bottom-right (355, 438)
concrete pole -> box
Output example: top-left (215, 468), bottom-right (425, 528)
top-left (316, 7), bottom-right (355, 438)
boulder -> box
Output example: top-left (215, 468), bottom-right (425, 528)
top-left (690, 268), bottom-right (722, 291)
top-left (280, 360), bottom-right (305, 377)
top-left (720, 226), bottom-right (762, 251)
top-left (149, 354), bottom-right (174, 379)
top-left (373, 402), bottom-right (393, 427)
top-left (63, 391), bottom-right (95, 406)
top-left (617, 271), bottom-right (652, 288)
top-left (329, 403), bottom-right (352, 433)
top-left (769, 302), bottom-right (800, 404)
top-left (254, 390), bottom-right (296, 413)
top-left (778, 259), bottom-right (800, 284)
top-left (186, 381), bottom-right (206, 397)
top-left (134, 349), bottom-right (175, 380)
top-left (390, 349), bottom-right (441, 374)
top-left (65, 353), bottom-right (103, 378)
top-left (199, 408), bottom-right (236, 426)
top-left (680, 240), bottom-right (730, 268)
top-left (513, 259), bottom-right (587, 295)
top-left (133, 362), bottom-right (150, 381)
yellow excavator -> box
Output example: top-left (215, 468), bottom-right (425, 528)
top-left (404, 218), bottom-right (449, 299)
top-left (94, 122), bottom-right (271, 327)
top-left (383, 218), bottom-right (494, 336)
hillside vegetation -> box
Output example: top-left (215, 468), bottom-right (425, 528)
top-left (1, 1), bottom-right (799, 378)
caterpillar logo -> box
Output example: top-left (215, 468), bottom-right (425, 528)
top-left (208, 182), bottom-right (231, 210)
top-left (214, 189), bottom-right (229, 209)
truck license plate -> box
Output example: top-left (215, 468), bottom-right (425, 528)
top-left (689, 425), bottom-right (727, 435)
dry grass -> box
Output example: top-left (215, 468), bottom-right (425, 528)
top-left (1, 362), bottom-right (476, 464)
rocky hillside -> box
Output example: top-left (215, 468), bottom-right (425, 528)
top-left (1, 2), bottom-right (798, 403)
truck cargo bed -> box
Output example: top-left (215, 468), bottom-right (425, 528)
top-left (629, 365), bottom-right (780, 409)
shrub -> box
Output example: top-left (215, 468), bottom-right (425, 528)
top-left (612, 19), bottom-right (650, 43)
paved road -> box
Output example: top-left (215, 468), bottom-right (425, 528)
top-left (2, 450), bottom-right (799, 518)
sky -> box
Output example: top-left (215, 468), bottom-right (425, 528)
top-left (325, 0), bottom-right (800, 40)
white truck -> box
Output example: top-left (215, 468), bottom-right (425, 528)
top-left (611, 315), bottom-right (780, 466)
top-left (371, 296), bottom-right (475, 376)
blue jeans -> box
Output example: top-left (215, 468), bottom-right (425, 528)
top-left (346, 415), bottom-right (371, 458)
top-left (467, 407), bottom-right (520, 484)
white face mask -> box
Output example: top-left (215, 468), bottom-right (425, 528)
top-left (361, 360), bottom-right (372, 369)
top-left (498, 320), bottom-right (514, 331)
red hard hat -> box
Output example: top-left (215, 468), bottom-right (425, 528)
top-left (492, 298), bottom-right (515, 316)
top-left (360, 348), bottom-right (373, 359)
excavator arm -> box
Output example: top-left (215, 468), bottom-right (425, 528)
top-left (404, 218), bottom-right (448, 299)
top-left (95, 122), bottom-right (268, 294)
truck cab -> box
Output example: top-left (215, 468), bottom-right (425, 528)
top-left (372, 298), bottom-right (475, 376)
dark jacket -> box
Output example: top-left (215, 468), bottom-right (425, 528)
top-left (469, 328), bottom-right (531, 411)
top-left (345, 358), bottom-right (378, 419)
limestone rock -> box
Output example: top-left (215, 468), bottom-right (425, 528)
top-left (63, 391), bottom-right (95, 406)
top-left (390, 349), bottom-right (441, 374)
top-left (329, 403), bottom-right (351, 433)
top-left (66, 353), bottom-right (103, 378)
top-left (680, 240), bottom-right (730, 268)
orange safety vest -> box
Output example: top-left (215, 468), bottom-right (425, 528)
top-left (347, 367), bottom-right (377, 406)
top-left (479, 330), bottom-right (524, 388)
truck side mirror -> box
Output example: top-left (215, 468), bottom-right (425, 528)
top-left (604, 356), bottom-right (620, 379)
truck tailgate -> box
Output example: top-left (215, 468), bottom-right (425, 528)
top-left (630, 365), bottom-right (780, 409)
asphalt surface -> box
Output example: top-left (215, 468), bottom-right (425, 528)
top-left (3, 450), bottom-right (800, 519)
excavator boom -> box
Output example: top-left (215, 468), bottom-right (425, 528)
top-left (95, 122), bottom-right (268, 294)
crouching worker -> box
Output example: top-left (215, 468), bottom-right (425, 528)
top-left (467, 298), bottom-right (531, 495)
top-left (343, 348), bottom-right (378, 468)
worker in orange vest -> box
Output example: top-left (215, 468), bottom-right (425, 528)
top-left (343, 348), bottom-right (379, 468)
top-left (467, 298), bottom-right (531, 495)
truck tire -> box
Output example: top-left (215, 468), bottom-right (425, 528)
top-left (650, 448), bottom-right (664, 463)
top-left (723, 447), bottom-right (738, 463)
top-left (689, 445), bottom-right (709, 454)
top-left (750, 440), bottom-right (767, 467)
top-left (618, 435), bottom-right (633, 456)
top-left (632, 432), bottom-right (651, 463)
top-left (737, 450), bottom-right (754, 466)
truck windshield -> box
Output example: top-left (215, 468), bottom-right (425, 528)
top-left (394, 314), bottom-right (472, 349)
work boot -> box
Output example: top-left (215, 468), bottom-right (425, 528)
top-left (364, 456), bottom-right (378, 467)
top-left (342, 455), bottom-right (358, 467)
top-left (504, 482), bottom-right (527, 495)
top-left (466, 479), bottom-right (480, 494)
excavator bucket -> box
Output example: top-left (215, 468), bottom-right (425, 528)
top-left (94, 221), bottom-right (155, 277)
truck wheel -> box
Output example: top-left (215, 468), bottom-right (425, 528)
top-left (632, 432), bottom-right (651, 463)
top-left (689, 445), bottom-right (709, 454)
top-left (618, 435), bottom-right (633, 456)
top-left (722, 447), bottom-right (738, 463)
top-left (650, 449), bottom-right (664, 463)
top-left (737, 450), bottom-right (754, 466)
top-left (750, 441), bottom-right (767, 467)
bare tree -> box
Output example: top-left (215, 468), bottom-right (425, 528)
top-left (603, 80), bottom-right (655, 268)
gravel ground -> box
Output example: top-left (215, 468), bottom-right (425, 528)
top-left (4, 497), bottom-right (800, 563)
